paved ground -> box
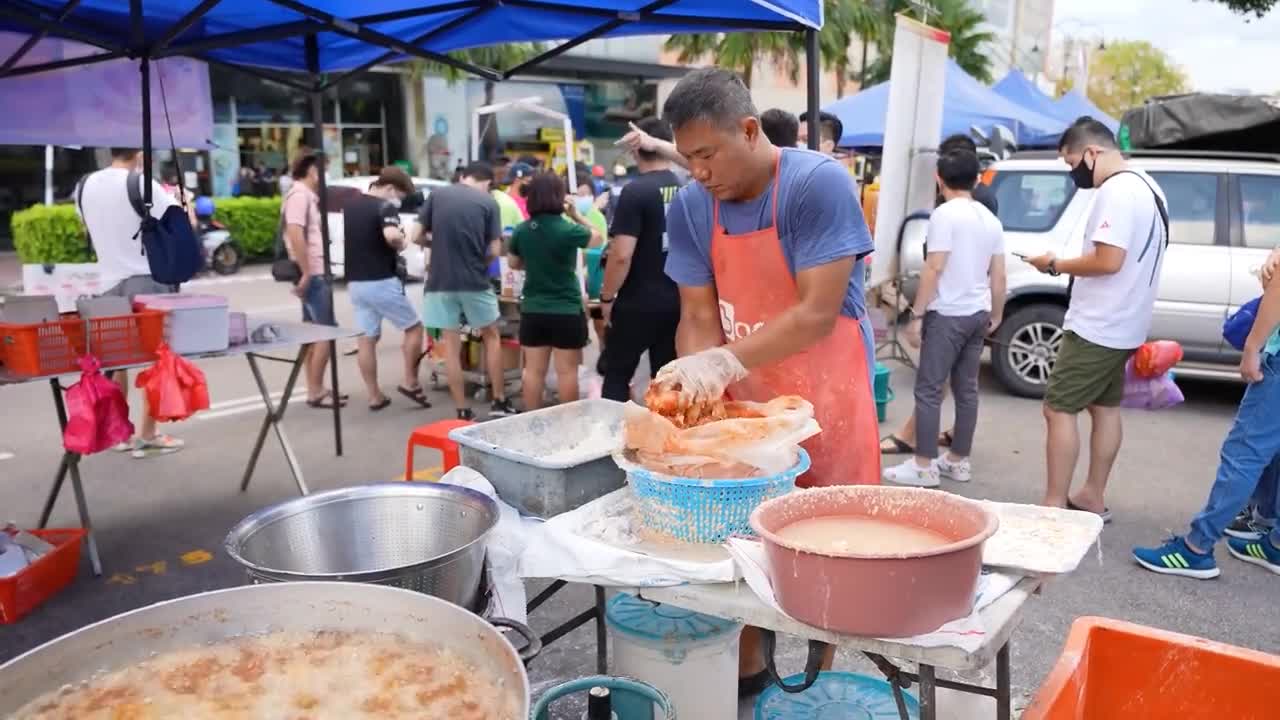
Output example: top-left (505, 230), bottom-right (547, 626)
top-left (2, 273), bottom-right (1278, 718)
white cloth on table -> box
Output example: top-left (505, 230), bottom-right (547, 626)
top-left (725, 537), bottom-right (1022, 653)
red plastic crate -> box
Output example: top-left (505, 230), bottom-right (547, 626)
top-left (0, 528), bottom-right (86, 624)
top-left (0, 310), bottom-right (166, 377)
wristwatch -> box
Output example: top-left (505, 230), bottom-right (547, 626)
top-left (600, 295), bottom-right (616, 304)
top-left (1047, 259), bottom-right (1060, 277)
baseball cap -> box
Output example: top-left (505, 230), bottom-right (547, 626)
top-left (505, 162), bottom-right (534, 184)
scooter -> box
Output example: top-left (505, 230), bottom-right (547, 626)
top-left (195, 196), bottom-right (243, 275)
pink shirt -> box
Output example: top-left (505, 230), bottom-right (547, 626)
top-left (283, 183), bottom-right (324, 275)
top-left (509, 189), bottom-right (529, 220)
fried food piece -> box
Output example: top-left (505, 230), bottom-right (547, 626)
top-left (643, 383), bottom-right (728, 428)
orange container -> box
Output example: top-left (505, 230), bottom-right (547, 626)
top-left (1025, 616), bottom-right (1280, 719)
top-left (0, 529), bottom-right (87, 625)
top-left (0, 310), bottom-right (166, 377)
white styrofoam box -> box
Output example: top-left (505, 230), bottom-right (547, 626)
top-left (133, 293), bottom-right (230, 354)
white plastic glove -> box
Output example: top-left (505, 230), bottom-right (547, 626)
top-left (653, 347), bottom-right (748, 406)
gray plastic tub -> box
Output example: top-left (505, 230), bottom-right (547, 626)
top-left (450, 399), bottom-right (627, 517)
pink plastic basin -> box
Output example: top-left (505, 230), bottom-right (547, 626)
top-left (749, 485), bottom-right (998, 638)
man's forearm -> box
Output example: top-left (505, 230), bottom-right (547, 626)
top-left (1244, 276), bottom-right (1280, 352)
top-left (600, 255), bottom-right (632, 299)
top-left (1057, 252), bottom-right (1118, 277)
top-left (911, 266), bottom-right (940, 316)
top-left (652, 139), bottom-right (688, 169)
top-left (727, 304), bottom-right (837, 369)
top-left (676, 315), bottom-right (722, 356)
top-left (990, 273), bottom-right (1007, 319)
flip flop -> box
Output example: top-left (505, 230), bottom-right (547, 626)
top-left (397, 385), bottom-right (432, 409)
top-left (306, 391), bottom-right (348, 409)
top-left (368, 396), bottom-right (392, 412)
top-left (880, 435), bottom-right (915, 455)
top-left (1067, 499), bottom-right (1113, 524)
top-left (939, 430), bottom-right (954, 448)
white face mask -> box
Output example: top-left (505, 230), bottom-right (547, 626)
top-left (574, 196), bottom-right (594, 215)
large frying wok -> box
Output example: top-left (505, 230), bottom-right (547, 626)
top-left (0, 582), bottom-right (534, 718)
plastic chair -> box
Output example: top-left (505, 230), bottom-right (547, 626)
top-left (404, 418), bottom-right (473, 480)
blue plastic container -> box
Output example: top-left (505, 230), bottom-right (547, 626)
top-left (532, 675), bottom-right (674, 720)
top-left (621, 449), bottom-right (810, 543)
top-left (755, 671), bottom-right (920, 720)
top-left (874, 362), bottom-right (895, 423)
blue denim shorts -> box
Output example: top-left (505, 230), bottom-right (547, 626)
top-left (301, 276), bottom-right (336, 326)
top-left (349, 277), bottom-right (419, 338)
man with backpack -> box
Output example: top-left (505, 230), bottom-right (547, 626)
top-left (76, 147), bottom-right (196, 458)
top-left (1025, 117), bottom-right (1168, 521)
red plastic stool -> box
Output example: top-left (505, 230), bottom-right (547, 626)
top-left (405, 419), bottom-right (474, 481)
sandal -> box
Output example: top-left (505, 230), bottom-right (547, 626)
top-left (368, 396), bottom-right (392, 412)
top-left (939, 430), bottom-right (954, 448)
top-left (880, 435), bottom-right (915, 455)
top-left (396, 385), bottom-right (432, 409)
top-left (306, 391), bottom-right (349, 409)
top-left (1067, 499), bottom-right (1113, 524)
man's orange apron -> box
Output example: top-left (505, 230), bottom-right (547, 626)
top-left (709, 152), bottom-right (881, 487)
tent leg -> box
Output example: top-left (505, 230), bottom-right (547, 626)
top-left (805, 28), bottom-right (820, 151)
top-left (306, 35), bottom-right (343, 458)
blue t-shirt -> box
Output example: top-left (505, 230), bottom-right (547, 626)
top-left (664, 148), bottom-right (874, 320)
top-left (665, 149), bottom-right (878, 380)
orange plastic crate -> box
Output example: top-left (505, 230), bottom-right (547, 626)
top-left (0, 529), bottom-right (87, 625)
top-left (1024, 616), bottom-right (1280, 719)
top-left (0, 310), bottom-right (165, 377)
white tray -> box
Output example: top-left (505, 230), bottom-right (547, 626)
top-left (980, 501), bottom-right (1104, 575)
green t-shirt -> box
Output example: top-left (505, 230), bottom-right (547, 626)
top-left (511, 213), bottom-right (591, 314)
top-left (493, 189), bottom-right (526, 234)
top-left (580, 208), bottom-right (609, 299)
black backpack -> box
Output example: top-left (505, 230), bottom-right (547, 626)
top-left (123, 170), bottom-right (203, 285)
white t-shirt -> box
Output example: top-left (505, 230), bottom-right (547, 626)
top-left (925, 197), bottom-right (1005, 316)
top-left (1064, 170), bottom-right (1167, 350)
top-left (76, 167), bottom-right (178, 290)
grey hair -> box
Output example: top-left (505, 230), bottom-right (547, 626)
top-left (1057, 116), bottom-right (1118, 153)
top-left (662, 67), bottom-right (758, 131)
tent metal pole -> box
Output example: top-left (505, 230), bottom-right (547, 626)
top-left (503, 0), bottom-right (679, 79)
top-left (154, 21), bottom-right (322, 58)
top-left (132, 0), bottom-right (153, 208)
top-left (153, 0), bottom-right (225, 51)
top-left (1, 51), bottom-right (125, 79)
top-left (805, 28), bottom-right (820, 151)
top-left (0, 2), bottom-right (127, 55)
top-left (0, 0), bottom-right (81, 74)
top-left (501, 0), bottom-right (801, 31)
top-left (196, 55), bottom-right (316, 93)
top-left (306, 34), bottom-right (343, 458)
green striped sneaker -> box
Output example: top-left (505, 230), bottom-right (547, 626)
top-left (1133, 536), bottom-right (1220, 579)
top-left (1227, 536), bottom-right (1280, 575)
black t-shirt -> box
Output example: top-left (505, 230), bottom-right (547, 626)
top-left (608, 169), bottom-right (682, 313)
top-left (972, 182), bottom-right (999, 215)
top-left (343, 193), bottom-right (402, 282)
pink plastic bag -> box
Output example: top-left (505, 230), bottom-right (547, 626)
top-left (63, 355), bottom-right (134, 454)
top-left (1121, 359), bottom-right (1185, 411)
top-left (1134, 340), bottom-right (1183, 379)
top-left (135, 343), bottom-right (210, 422)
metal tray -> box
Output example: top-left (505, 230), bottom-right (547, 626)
top-left (450, 398), bottom-right (627, 518)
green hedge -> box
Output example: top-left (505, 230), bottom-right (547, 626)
top-left (11, 204), bottom-right (92, 263)
top-left (10, 196), bottom-right (283, 264)
top-left (214, 196), bottom-right (281, 258)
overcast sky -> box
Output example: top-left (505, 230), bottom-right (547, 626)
top-left (1058, 0), bottom-right (1279, 93)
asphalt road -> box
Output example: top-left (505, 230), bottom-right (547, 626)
top-left (1, 273), bottom-right (1277, 717)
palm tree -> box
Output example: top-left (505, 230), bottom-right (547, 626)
top-left (664, 0), bottom-right (880, 96)
top-left (864, 0), bottom-right (997, 85)
top-left (409, 43), bottom-right (544, 162)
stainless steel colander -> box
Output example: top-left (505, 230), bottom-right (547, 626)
top-left (224, 483), bottom-right (497, 610)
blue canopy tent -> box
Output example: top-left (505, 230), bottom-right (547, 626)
top-left (1054, 89), bottom-right (1119, 133)
top-left (826, 60), bottom-right (1068, 148)
top-left (0, 0), bottom-right (825, 464)
top-left (993, 69), bottom-right (1070, 124)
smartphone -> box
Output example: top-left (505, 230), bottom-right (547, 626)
top-left (1012, 252), bottom-right (1030, 261)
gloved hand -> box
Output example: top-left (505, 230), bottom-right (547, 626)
top-left (653, 347), bottom-right (748, 406)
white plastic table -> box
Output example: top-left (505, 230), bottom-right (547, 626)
top-left (0, 321), bottom-right (357, 576)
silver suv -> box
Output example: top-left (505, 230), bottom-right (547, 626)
top-left (901, 150), bottom-right (1280, 397)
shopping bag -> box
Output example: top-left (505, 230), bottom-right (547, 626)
top-left (63, 355), bottom-right (134, 454)
top-left (1133, 340), bottom-right (1183, 379)
top-left (1121, 359), bottom-right (1185, 411)
top-left (135, 343), bottom-right (209, 422)
top-left (1224, 296), bottom-right (1261, 351)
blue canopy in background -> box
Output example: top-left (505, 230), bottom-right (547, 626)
top-left (993, 70), bottom-right (1068, 124)
top-left (826, 60), bottom-right (1067, 148)
top-left (2, 0), bottom-right (822, 78)
top-left (1054, 90), bottom-right (1119, 133)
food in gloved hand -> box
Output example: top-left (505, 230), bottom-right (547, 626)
top-left (643, 383), bottom-right (766, 429)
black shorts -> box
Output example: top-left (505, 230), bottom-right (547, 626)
top-left (520, 312), bottom-right (589, 350)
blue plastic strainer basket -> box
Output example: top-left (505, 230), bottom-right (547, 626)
top-left (618, 449), bottom-right (810, 543)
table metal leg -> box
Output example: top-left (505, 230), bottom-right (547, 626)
top-left (240, 350), bottom-right (308, 495)
top-left (918, 664), bottom-right (937, 720)
top-left (996, 641), bottom-right (1012, 720)
top-left (40, 379), bottom-right (102, 576)
top-left (594, 585), bottom-right (608, 675)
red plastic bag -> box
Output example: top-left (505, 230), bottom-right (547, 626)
top-left (63, 355), bottom-right (134, 454)
top-left (1134, 340), bottom-right (1183, 379)
top-left (135, 343), bottom-right (210, 422)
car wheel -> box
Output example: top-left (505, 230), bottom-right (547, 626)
top-left (211, 242), bottom-right (243, 275)
top-left (992, 303), bottom-right (1066, 398)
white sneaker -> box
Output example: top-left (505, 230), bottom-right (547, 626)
top-left (882, 459), bottom-right (940, 488)
top-left (935, 455), bottom-right (972, 483)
